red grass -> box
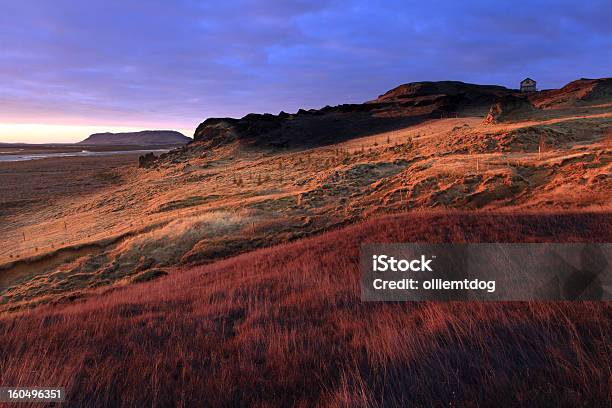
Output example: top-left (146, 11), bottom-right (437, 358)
top-left (1, 211), bottom-right (611, 407)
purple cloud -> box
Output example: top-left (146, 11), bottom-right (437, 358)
top-left (0, 0), bottom-right (610, 138)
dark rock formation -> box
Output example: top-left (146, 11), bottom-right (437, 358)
top-left (484, 95), bottom-right (536, 124)
top-left (192, 81), bottom-right (517, 149)
top-left (138, 152), bottom-right (158, 168)
top-left (193, 114), bottom-right (285, 147)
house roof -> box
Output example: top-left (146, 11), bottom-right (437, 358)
top-left (521, 77), bottom-right (536, 84)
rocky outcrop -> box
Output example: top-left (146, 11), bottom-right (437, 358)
top-left (373, 80), bottom-right (517, 118)
top-left (484, 95), bottom-right (536, 124)
top-left (138, 152), bottom-right (158, 168)
top-left (189, 78), bottom-right (609, 150)
top-left (79, 130), bottom-right (191, 146)
top-left (193, 119), bottom-right (239, 145)
top-left (193, 114), bottom-right (286, 144)
top-left (192, 81), bottom-right (519, 149)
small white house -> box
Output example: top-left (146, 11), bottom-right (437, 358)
top-left (520, 78), bottom-right (536, 92)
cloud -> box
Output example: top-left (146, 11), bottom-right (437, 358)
top-left (0, 0), bottom-right (610, 141)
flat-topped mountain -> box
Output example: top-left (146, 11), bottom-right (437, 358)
top-left (79, 130), bottom-right (191, 146)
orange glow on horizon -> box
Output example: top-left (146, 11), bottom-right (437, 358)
top-left (0, 123), bottom-right (193, 144)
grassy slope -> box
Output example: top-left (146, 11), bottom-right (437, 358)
top-left (1, 211), bottom-right (610, 407)
top-left (2, 112), bottom-right (610, 311)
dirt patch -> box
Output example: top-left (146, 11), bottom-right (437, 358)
top-left (0, 244), bottom-right (105, 289)
top-left (156, 195), bottom-right (220, 212)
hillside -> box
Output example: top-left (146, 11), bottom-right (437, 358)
top-left (0, 78), bottom-right (610, 312)
top-left (0, 211), bottom-right (610, 406)
top-left (187, 81), bottom-right (515, 150)
top-left (530, 77), bottom-right (612, 109)
top-left (78, 130), bottom-right (191, 146)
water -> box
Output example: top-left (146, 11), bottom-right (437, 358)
top-left (0, 149), bottom-right (170, 162)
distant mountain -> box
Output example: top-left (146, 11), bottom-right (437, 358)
top-left (79, 130), bottom-right (191, 146)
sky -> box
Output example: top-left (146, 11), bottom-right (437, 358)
top-left (1, 0), bottom-right (611, 143)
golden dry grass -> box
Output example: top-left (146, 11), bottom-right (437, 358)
top-left (1, 109), bottom-right (610, 311)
